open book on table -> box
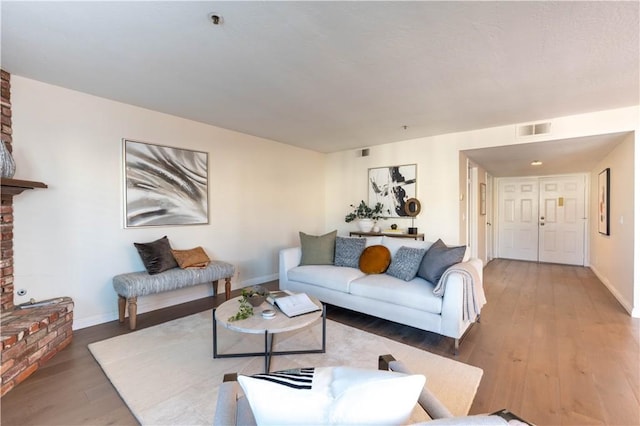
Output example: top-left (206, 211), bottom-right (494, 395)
top-left (267, 291), bottom-right (321, 317)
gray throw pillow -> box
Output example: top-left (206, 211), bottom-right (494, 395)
top-left (299, 230), bottom-right (337, 265)
top-left (417, 239), bottom-right (466, 284)
top-left (334, 237), bottom-right (367, 268)
top-left (133, 235), bottom-right (178, 275)
top-left (386, 246), bottom-right (427, 281)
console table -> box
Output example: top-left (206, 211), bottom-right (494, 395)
top-left (349, 231), bottom-right (424, 241)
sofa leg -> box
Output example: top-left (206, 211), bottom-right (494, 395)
top-left (117, 295), bottom-right (126, 323)
top-left (128, 297), bottom-right (138, 330)
top-left (212, 280), bottom-right (218, 296)
top-left (378, 354), bottom-right (396, 371)
top-left (476, 314), bottom-right (481, 323)
top-left (453, 338), bottom-right (459, 356)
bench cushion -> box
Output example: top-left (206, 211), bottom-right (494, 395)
top-left (113, 261), bottom-right (235, 298)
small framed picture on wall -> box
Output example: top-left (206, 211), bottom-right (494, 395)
top-left (598, 168), bottom-right (610, 235)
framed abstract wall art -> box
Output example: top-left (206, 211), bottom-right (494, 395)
top-left (123, 139), bottom-right (209, 228)
top-left (368, 164), bottom-right (417, 218)
top-left (598, 168), bottom-right (610, 235)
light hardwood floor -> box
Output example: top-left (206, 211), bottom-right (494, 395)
top-left (1, 260), bottom-right (638, 425)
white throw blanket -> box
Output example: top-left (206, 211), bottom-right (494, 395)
top-left (433, 262), bottom-right (486, 322)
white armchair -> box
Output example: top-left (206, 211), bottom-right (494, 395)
top-left (213, 354), bottom-right (532, 426)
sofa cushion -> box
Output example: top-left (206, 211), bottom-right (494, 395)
top-left (381, 236), bottom-right (431, 257)
top-left (350, 274), bottom-right (443, 314)
top-left (288, 265), bottom-right (365, 293)
top-left (364, 236), bottom-right (383, 246)
top-left (334, 237), bottom-right (366, 268)
top-left (417, 239), bottom-right (466, 284)
top-left (299, 230), bottom-right (337, 265)
top-left (359, 245), bottom-right (391, 274)
top-left (133, 235), bottom-right (178, 275)
top-left (386, 246), bottom-right (427, 281)
top-left (238, 366), bottom-right (425, 426)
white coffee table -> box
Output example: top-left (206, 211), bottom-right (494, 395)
top-left (213, 294), bottom-right (326, 372)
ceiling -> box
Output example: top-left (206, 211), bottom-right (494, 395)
top-left (463, 132), bottom-right (631, 178)
top-left (1, 1), bottom-right (638, 175)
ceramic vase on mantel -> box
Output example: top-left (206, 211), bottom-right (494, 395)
top-left (0, 140), bottom-right (16, 178)
top-left (357, 218), bottom-right (374, 232)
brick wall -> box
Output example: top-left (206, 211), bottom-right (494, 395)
top-left (1, 69), bottom-right (14, 312)
top-left (0, 70), bottom-right (74, 397)
top-left (1, 298), bottom-right (74, 397)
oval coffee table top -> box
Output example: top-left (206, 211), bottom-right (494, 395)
top-left (215, 294), bottom-right (323, 334)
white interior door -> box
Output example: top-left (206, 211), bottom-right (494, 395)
top-left (538, 176), bottom-right (586, 265)
top-left (497, 175), bottom-right (586, 265)
top-left (497, 178), bottom-right (539, 261)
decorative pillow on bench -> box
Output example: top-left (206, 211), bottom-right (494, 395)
top-left (171, 246), bottom-right (211, 269)
top-left (133, 236), bottom-right (178, 275)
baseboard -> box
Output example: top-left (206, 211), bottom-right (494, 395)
top-left (72, 273), bottom-right (279, 330)
top-left (589, 265), bottom-right (634, 316)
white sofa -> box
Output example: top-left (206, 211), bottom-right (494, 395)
top-left (279, 236), bottom-right (485, 353)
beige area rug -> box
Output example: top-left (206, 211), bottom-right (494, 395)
top-left (89, 310), bottom-right (483, 425)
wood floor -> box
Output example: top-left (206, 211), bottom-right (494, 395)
top-left (1, 259), bottom-right (639, 425)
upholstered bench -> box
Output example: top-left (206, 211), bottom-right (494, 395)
top-left (113, 260), bottom-right (235, 330)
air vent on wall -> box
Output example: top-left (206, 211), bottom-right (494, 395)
top-left (356, 148), bottom-right (370, 157)
top-left (517, 122), bottom-right (552, 137)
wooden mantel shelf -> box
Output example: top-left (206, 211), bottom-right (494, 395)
top-left (1, 178), bottom-right (48, 200)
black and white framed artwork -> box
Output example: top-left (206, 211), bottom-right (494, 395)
top-left (123, 139), bottom-right (208, 227)
top-left (368, 164), bottom-right (417, 218)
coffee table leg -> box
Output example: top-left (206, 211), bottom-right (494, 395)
top-left (264, 331), bottom-right (274, 373)
top-left (213, 308), bottom-right (219, 359)
top-left (322, 304), bottom-right (326, 353)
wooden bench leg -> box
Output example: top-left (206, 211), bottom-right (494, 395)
top-left (225, 277), bottom-right (231, 300)
top-left (118, 295), bottom-right (126, 323)
top-left (128, 297), bottom-right (138, 330)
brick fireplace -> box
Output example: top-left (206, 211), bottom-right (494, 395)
top-left (0, 70), bottom-right (74, 397)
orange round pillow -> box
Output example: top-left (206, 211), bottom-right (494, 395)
top-left (359, 245), bottom-right (391, 274)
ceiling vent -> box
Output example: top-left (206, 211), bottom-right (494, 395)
top-left (517, 122), bottom-right (552, 137)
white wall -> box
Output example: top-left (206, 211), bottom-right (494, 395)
top-left (589, 133), bottom-right (636, 315)
top-left (10, 76), bottom-right (326, 329)
top-left (325, 107), bottom-right (639, 243)
top-left (10, 75), bottom-right (639, 326)
top-left (324, 107), bottom-right (639, 316)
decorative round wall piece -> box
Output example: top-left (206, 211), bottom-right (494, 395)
top-left (404, 198), bottom-right (421, 217)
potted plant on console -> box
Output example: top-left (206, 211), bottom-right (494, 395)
top-left (345, 200), bottom-right (385, 232)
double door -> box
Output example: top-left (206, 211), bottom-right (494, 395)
top-left (497, 175), bottom-right (586, 265)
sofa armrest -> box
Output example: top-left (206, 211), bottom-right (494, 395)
top-left (214, 376), bottom-right (257, 426)
top-left (379, 354), bottom-right (454, 420)
top-left (213, 381), bottom-right (240, 426)
top-left (279, 246), bottom-right (302, 288)
top-left (439, 258), bottom-right (484, 339)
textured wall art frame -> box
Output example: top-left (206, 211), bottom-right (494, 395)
top-left (368, 164), bottom-right (417, 218)
top-left (598, 168), bottom-right (610, 235)
top-left (123, 139), bottom-right (208, 228)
